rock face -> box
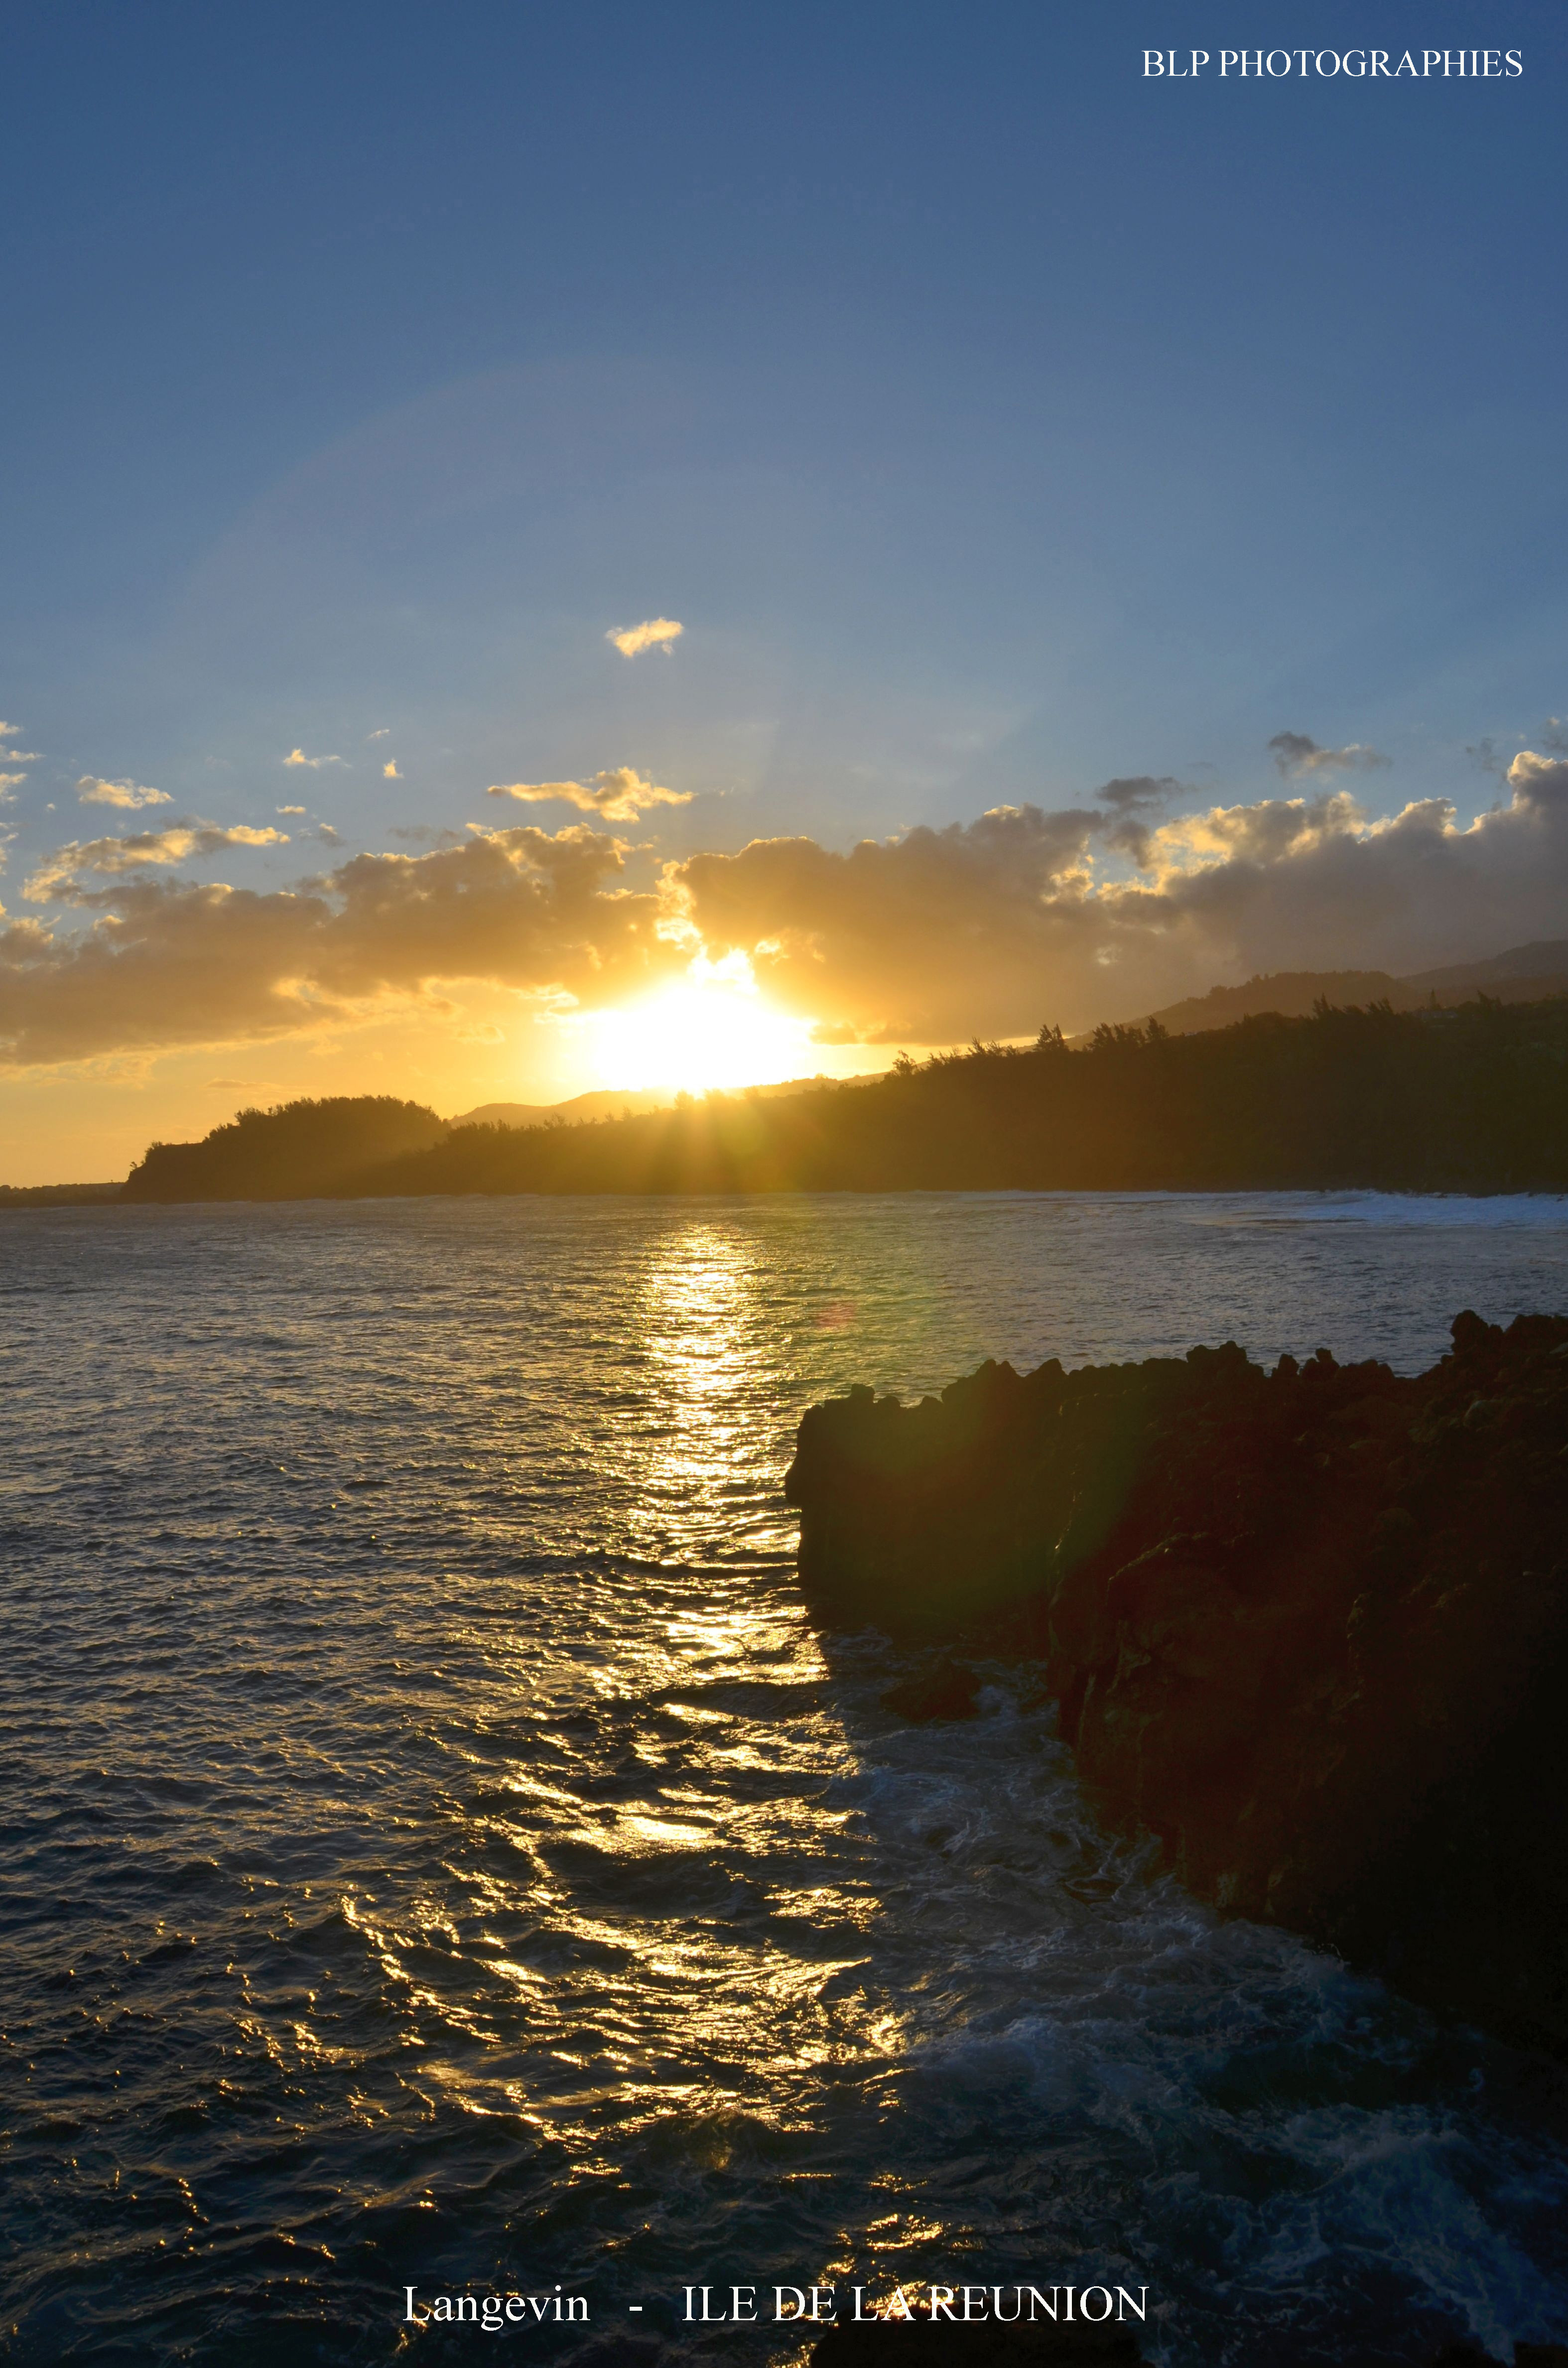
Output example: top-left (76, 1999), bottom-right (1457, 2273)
top-left (785, 1314), bottom-right (1568, 2057)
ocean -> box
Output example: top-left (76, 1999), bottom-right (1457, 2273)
top-left (5, 1190), bottom-right (1568, 2366)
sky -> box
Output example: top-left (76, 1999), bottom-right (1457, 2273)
top-left (3, 0), bottom-right (1567, 1181)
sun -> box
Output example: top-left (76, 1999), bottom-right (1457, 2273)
top-left (585, 955), bottom-right (817, 1096)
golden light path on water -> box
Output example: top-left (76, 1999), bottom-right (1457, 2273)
top-left (8, 1191), bottom-right (1568, 2363)
top-left (365, 1221), bottom-right (907, 2199)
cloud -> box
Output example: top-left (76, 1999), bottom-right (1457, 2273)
top-left (673, 803), bottom-right (1100, 1042)
top-left (367, 728), bottom-right (391, 741)
top-left (0, 775), bottom-right (24, 803)
top-left (0, 823), bottom-right (682, 1065)
top-left (1472, 720), bottom-right (1568, 776)
top-left (11, 751), bottom-right (1568, 1068)
top-left (1149, 789), bottom-right (1364, 871)
top-left (25, 823), bottom-right (289, 904)
top-left (607, 617), bottom-right (683, 658)
top-left (383, 761), bottom-right (400, 779)
top-left (0, 724), bottom-right (39, 757)
top-left (1268, 731), bottom-right (1390, 779)
top-left (277, 804), bottom-right (307, 815)
top-left (283, 748), bottom-right (346, 769)
top-left (1096, 775), bottom-right (1179, 813)
top-left (77, 776), bottom-right (175, 810)
top-left (487, 767), bottom-right (693, 823)
top-left (1506, 749), bottom-right (1568, 800)
top-left (1095, 774), bottom-right (1184, 868)
top-left (673, 750), bottom-right (1568, 1042)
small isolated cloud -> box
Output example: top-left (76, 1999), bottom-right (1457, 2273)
top-left (487, 766), bottom-right (693, 823)
top-left (0, 775), bottom-right (24, 803)
top-left (283, 748), bottom-right (346, 769)
top-left (25, 822), bottom-right (289, 903)
top-left (277, 804), bottom-right (307, 816)
top-left (1269, 732), bottom-right (1389, 780)
top-left (77, 776), bottom-right (174, 810)
top-left (607, 617), bottom-right (683, 658)
top-left (367, 727), bottom-right (391, 742)
top-left (1096, 775), bottom-right (1180, 814)
top-left (0, 724), bottom-right (39, 758)
top-left (383, 761), bottom-right (400, 779)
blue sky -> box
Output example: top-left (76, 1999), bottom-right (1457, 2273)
top-left (3, 0), bottom-right (1567, 1173)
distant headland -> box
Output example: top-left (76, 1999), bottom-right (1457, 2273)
top-left (6, 939), bottom-right (1568, 1206)
top-left (102, 991), bottom-right (1568, 1203)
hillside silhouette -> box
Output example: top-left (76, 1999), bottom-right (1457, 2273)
top-left (1125, 937), bottom-right (1568, 1040)
top-left (118, 995), bottom-right (1568, 1201)
top-left (122, 1095), bottom-right (446, 1202)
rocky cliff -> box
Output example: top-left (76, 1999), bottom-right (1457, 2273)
top-left (784, 1313), bottom-right (1568, 2057)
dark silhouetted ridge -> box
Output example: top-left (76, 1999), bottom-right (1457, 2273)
top-left (112, 993), bottom-right (1568, 1203)
top-left (122, 1095), bottom-right (447, 1202)
top-left (1129, 937), bottom-right (1568, 1039)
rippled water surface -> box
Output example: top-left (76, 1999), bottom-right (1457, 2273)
top-left (6, 1190), bottom-right (1568, 2367)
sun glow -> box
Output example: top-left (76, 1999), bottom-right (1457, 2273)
top-left (584, 956), bottom-right (817, 1095)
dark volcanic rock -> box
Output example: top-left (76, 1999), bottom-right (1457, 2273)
top-left (881, 1656), bottom-right (983, 1721)
top-left (784, 1313), bottom-right (1568, 2057)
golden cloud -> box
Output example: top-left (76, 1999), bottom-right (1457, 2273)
top-left (0, 824), bottom-right (681, 1065)
top-left (487, 767), bottom-right (692, 823)
top-left (26, 824), bottom-right (290, 904)
top-left (1144, 790), bottom-right (1364, 875)
top-left (7, 758), bottom-right (1568, 1068)
top-left (606, 617), bottom-right (683, 658)
top-left (77, 777), bottom-right (175, 809)
top-left (673, 762), bottom-right (1568, 1042)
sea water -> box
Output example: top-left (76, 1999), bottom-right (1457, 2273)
top-left (4, 1190), bottom-right (1568, 2366)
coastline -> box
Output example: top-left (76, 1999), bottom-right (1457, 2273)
top-left (785, 1311), bottom-right (1568, 2058)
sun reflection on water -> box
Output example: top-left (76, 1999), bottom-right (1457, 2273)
top-left (637, 1225), bottom-right (774, 1532)
top-left (16, 1197), bottom-right (1568, 2359)
top-left (405, 1215), bottom-right (912, 2168)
